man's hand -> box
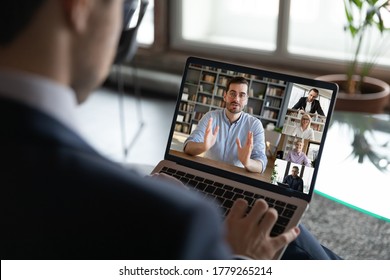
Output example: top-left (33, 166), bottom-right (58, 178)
top-left (203, 117), bottom-right (219, 151)
top-left (184, 117), bottom-right (219, 156)
top-left (236, 131), bottom-right (262, 173)
top-left (225, 199), bottom-right (300, 259)
top-left (236, 131), bottom-right (253, 167)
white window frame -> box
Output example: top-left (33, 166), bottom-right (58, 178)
top-left (169, 0), bottom-right (390, 81)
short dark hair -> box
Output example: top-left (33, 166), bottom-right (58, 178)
top-left (226, 76), bottom-right (249, 92)
top-left (292, 166), bottom-right (300, 172)
top-left (0, 0), bottom-right (46, 45)
top-left (308, 88), bottom-right (319, 96)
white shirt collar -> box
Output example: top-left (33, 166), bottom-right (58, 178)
top-left (0, 68), bottom-right (80, 133)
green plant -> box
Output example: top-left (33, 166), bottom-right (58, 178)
top-left (344, 0), bottom-right (390, 94)
top-left (273, 126), bottom-right (283, 133)
top-left (270, 164), bottom-right (278, 184)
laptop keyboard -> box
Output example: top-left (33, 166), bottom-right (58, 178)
top-left (159, 167), bottom-right (297, 236)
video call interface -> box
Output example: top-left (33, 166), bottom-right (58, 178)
top-left (168, 61), bottom-right (334, 195)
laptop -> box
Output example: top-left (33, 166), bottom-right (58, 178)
top-left (151, 56), bottom-right (338, 259)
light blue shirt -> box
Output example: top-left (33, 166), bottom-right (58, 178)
top-left (185, 109), bottom-right (267, 173)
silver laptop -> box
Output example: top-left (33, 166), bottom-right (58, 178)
top-left (152, 56), bottom-right (338, 258)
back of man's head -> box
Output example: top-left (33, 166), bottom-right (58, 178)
top-left (0, 0), bottom-right (46, 46)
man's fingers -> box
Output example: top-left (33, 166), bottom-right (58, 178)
top-left (257, 207), bottom-right (278, 235)
top-left (206, 118), bottom-right (213, 133)
top-left (271, 227), bottom-right (300, 251)
top-left (246, 131), bottom-right (253, 146)
top-left (213, 125), bottom-right (219, 136)
top-left (258, 208), bottom-right (300, 249)
top-left (246, 199), bottom-right (268, 223)
top-left (236, 137), bottom-right (242, 149)
top-left (227, 198), bottom-right (248, 220)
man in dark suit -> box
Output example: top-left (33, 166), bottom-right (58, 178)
top-left (292, 88), bottom-right (326, 116)
top-left (283, 166), bottom-right (304, 192)
top-left (0, 0), bottom-right (300, 259)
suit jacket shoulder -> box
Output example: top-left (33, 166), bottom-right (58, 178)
top-left (292, 97), bottom-right (307, 110)
top-left (0, 98), bottom-right (231, 260)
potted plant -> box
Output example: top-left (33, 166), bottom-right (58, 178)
top-left (317, 0), bottom-right (390, 113)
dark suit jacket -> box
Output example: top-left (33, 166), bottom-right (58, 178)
top-left (0, 98), bottom-right (231, 260)
top-left (282, 175), bottom-right (304, 192)
top-left (292, 97), bottom-right (325, 116)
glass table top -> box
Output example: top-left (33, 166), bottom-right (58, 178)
top-left (315, 111), bottom-right (390, 221)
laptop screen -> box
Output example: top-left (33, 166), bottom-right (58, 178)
top-left (165, 56), bottom-right (338, 201)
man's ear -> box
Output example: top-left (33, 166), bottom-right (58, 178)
top-left (223, 90), bottom-right (227, 102)
top-left (243, 96), bottom-right (248, 106)
top-left (62, 0), bottom-right (90, 33)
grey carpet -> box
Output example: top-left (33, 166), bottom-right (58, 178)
top-left (302, 193), bottom-right (390, 260)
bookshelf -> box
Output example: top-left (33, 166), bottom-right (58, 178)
top-left (175, 64), bottom-right (288, 135)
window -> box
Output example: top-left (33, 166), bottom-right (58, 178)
top-left (181, 0), bottom-right (279, 51)
top-left (289, 0), bottom-right (390, 64)
top-left (171, 0), bottom-right (390, 69)
top-left (136, 0), bottom-right (154, 45)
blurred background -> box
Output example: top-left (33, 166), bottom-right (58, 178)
top-left (120, 0), bottom-right (390, 105)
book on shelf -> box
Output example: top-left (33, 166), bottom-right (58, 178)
top-left (262, 78), bottom-right (283, 84)
top-left (179, 103), bottom-right (194, 113)
top-left (184, 113), bottom-right (190, 123)
top-left (216, 87), bottom-right (224, 96)
top-left (197, 95), bottom-right (211, 105)
top-left (203, 74), bottom-right (215, 83)
top-left (218, 76), bottom-right (228, 86)
top-left (266, 87), bottom-right (284, 97)
top-left (182, 124), bottom-right (189, 134)
top-left (176, 114), bottom-right (184, 122)
top-left (179, 102), bottom-right (195, 112)
top-left (265, 99), bottom-right (281, 108)
top-left (175, 123), bottom-right (190, 134)
top-left (188, 94), bottom-right (196, 101)
top-left (194, 112), bottom-right (205, 121)
top-left (175, 123), bottom-right (182, 132)
top-left (262, 110), bottom-right (278, 120)
top-left (190, 64), bottom-right (202, 69)
top-left (213, 99), bottom-right (226, 107)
